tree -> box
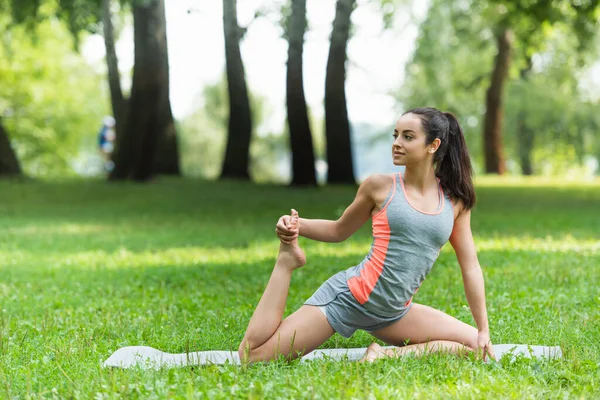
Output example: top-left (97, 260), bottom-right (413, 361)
top-left (325, 0), bottom-right (356, 184)
top-left (285, 0), bottom-right (317, 186)
top-left (220, 0), bottom-right (253, 180)
top-left (11, 0), bottom-right (180, 179)
top-left (483, 27), bottom-right (512, 174)
top-left (0, 119), bottom-right (22, 177)
top-left (102, 0), bottom-right (179, 177)
top-left (480, 0), bottom-right (600, 174)
top-left (110, 0), bottom-right (170, 181)
top-left (102, 0), bottom-right (179, 178)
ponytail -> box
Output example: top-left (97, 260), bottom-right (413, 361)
top-left (437, 112), bottom-right (476, 209)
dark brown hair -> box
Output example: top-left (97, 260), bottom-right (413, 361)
top-left (403, 107), bottom-right (476, 209)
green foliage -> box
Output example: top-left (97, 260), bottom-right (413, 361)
top-left (7, 0), bottom-right (131, 48)
top-left (8, 0), bottom-right (101, 38)
top-left (0, 16), bottom-right (109, 176)
top-left (0, 178), bottom-right (598, 396)
top-left (56, 0), bottom-right (102, 44)
top-left (10, 0), bottom-right (42, 25)
top-left (479, 0), bottom-right (599, 42)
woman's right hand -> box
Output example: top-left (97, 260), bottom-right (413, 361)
top-left (276, 210), bottom-right (299, 244)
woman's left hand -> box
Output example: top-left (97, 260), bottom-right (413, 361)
top-left (477, 330), bottom-right (495, 361)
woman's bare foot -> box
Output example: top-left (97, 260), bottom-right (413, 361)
top-left (359, 342), bottom-right (389, 363)
top-left (276, 209), bottom-right (306, 270)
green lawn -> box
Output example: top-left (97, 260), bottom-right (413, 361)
top-left (0, 177), bottom-right (598, 398)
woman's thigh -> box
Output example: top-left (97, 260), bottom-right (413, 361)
top-left (370, 303), bottom-right (478, 349)
top-left (248, 305), bottom-right (335, 362)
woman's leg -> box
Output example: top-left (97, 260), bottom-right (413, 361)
top-left (240, 304), bottom-right (335, 363)
top-left (363, 303), bottom-right (478, 361)
top-left (360, 341), bottom-right (471, 362)
top-left (238, 213), bottom-right (335, 363)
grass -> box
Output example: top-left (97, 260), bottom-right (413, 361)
top-left (0, 176), bottom-right (598, 398)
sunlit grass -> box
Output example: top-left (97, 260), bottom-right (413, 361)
top-left (0, 177), bottom-right (598, 398)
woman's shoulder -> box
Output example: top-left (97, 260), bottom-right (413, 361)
top-left (360, 173), bottom-right (395, 191)
top-left (449, 198), bottom-right (470, 220)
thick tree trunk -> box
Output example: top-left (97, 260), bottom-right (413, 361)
top-left (325, 0), bottom-right (356, 184)
top-left (110, 0), bottom-right (163, 181)
top-left (153, 0), bottom-right (180, 175)
top-left (287, 0), bottom-right (316, 186)
top-left (483, 28), bottom-right (512, 175)
top-left (102, 0), bottom-right (127, 140)
top-left (220, 0), bottom-right (252, 180)
top-left (0, 119), bottom-right (23, 177)
top-left (517, 61), bottom-right (533, 176)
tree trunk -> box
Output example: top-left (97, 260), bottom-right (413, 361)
top-left (154, 101), bottom-right (180, 175)
top-left (483, 28), bottom-right (512, 175)
top-left (287, 0), bottom-right (316, 186)
top-left (153, 0), bottom-right (180, 175)
top-left (110, 0), bottom-right (163, 181)
top-left (325, 0), bottom-right (356, 184)
top-left (220, 0), bottom-right (252, 180)
top-left (0, 119), bottom-right (23, 177)
top-left (102, 0), bottom-right (127, 141)
top-left (517, 60), bottom-right (533, 176)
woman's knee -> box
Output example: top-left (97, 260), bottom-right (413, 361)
top-left (237, 338), bottom-right (288, 364)
top-left (238, 339), bottom-right (250, 362)
top-left (238, 340), bottom-right (266, 364)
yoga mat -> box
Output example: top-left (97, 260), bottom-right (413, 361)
top-left (102, 344), bottom-right (562, 370)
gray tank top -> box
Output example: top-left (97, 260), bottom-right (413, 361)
top-left (345, 172), bottom-right (455, 317)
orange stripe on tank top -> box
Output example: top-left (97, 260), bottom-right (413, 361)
top-left (347, 211), bottom-right (392, 304)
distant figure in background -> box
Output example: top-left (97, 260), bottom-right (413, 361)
top-left (98, 116), bottom-right (116, 172)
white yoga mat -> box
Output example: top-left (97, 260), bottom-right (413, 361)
top-left (102, 344), bottom-right (562, 370)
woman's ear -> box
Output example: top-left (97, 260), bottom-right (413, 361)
top-left (429, 138), bottom-right (441, 153)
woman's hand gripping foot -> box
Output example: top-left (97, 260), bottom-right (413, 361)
top-left (276, 209), bottom-right (306, 270)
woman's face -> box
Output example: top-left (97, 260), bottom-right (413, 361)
top-left (392, 113), bottom-right (434, 166)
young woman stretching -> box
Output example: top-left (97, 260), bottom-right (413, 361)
top-left (238, 107), bottom-right (495, 363)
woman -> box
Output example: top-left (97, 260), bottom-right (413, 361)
top-left (238, 107), bottom-right (494, 363)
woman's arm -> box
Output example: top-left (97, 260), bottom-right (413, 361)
top-left (276, 175), bottom-right (388, 243)
top-left (298, 177), bottom-right (375, 242)
top-left (449, 206), bottom-right (495, 359)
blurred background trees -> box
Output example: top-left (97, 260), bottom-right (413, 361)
top-left (1, 0), bottom-right (599, 182)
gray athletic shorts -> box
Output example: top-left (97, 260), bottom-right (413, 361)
top-left (304, 271), bottom-right (411, 338)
